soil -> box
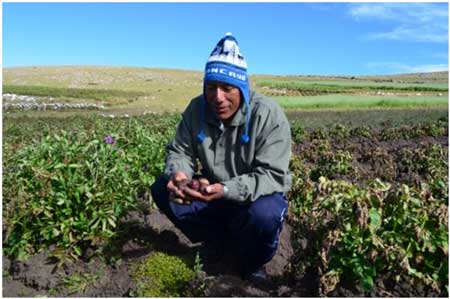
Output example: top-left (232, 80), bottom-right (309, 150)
top-left (293, 130), bottom-right (448, 187)
top-left (5, 207), bottom-right (446, 297)
top-left (2, 208), bottom-right (298, 297)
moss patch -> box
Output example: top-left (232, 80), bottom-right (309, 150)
top-left (132, 252), bottom-right (194, 297)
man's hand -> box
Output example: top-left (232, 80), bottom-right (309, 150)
top-left (167, 173), bottom-right (223, 204)
top-left (182, 183), bottom-right (225, 202)
top-left (167, 171), bottom-right (191, 204)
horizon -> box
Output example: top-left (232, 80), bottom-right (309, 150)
top-left (3, 64), bottom-right (448, 78)
top-left (3, 2), bottom-right (449, 76)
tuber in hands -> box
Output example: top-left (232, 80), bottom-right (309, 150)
top-left (170, 176), bottom-right (210, 205)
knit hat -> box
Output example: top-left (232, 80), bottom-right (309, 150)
top-left (197, 32), bottom-right (250, 144)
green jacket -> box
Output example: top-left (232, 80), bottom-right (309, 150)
top-left (164, 91), bottom-right (292, 203)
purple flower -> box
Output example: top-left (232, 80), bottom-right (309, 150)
top-left (104, 136), bottom-right (115, 144)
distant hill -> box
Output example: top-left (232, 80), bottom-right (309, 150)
top-left (3, 66), bottom-right (205, 113)
top-left (3, 66), bottom-right (448, 114)
top-left (4, 66), bottom-right (448, 89)
top-left (360, 71), bottom-right (448, 84)
top-left (252, 71), bottom-right (449, 85)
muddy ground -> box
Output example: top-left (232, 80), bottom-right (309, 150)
top-left (294, 131), bottom-right (449, 187)
top-left (3, 207), bottom-right (302, 297)
top-left (3, 207), bottom-right (446, 297)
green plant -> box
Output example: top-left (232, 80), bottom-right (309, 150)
top-left (132, 252), bottom-right (195, 297)
top-left (288, 154), bottom-right (314, 220)
top-left (397, 144), bottom-right (448, 196)
top-left (193, 251), bottom-right (204, 276)
top-left (61, 271), bottom-right (98, 295)
top-left (380, 127), bottom-right (402, 141)
top-left (290, 177), bottom-right (448, 296)
top-left (329, 124), bottom-right (350, 140)
top-left (256, 79), bottom-right (448, 93)
top-left (309, 127), bottom-right (329, 140)
top-left (366, 147), bottom-right (396, 181)
top-left (350, 125), bottom-right (372, 138)
top-left (304, 139), bottom-right (332, 162)
top-left (3, 116), bottom-right (176, 260)
top-left (3, 131), bottom-right (135, 259)
top-left (291, 120), bottom-right (306, 144)
top-left (380, 120), bottom-right (447, 141)
top-left (310, 150), bottom-right (354, 181)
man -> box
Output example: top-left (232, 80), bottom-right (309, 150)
top-left (151, 33), bottom-right (292, 282)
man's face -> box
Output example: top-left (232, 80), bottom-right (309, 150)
top-left (204, 81), bottom-right (241, 123)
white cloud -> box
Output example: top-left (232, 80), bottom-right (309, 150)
top-left (369, 26), bottom-right (448, 43)
top-left (349, 3), bottom-right (448, 43)
top-left (405, 64), bottom-right (448, 73)
top-left (349, 3), bottom-right (447, 23)
top-left (366, 62), bottom-right (448, 74)
top-left (305, 3), bottom-right (340, 12)
top-left (432, 52), bottom-right (449, 60)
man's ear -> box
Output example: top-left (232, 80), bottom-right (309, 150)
top-left (239, 90), bottom-right (244, 109)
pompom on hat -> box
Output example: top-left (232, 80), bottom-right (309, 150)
top-left (197, 33), bottom-right (250, 144)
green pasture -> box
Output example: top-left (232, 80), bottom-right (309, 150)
top-left (256, 78), bottom-right (448, 90)
top-left (3, 83), bottom-right (448, 117)
top-left (256, 79), bottom-right (448, 93)
top-left (275, 94), bottom-right (448, 109)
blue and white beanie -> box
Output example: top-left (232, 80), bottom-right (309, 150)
top-left (197, 32), bottom-right (250, 144)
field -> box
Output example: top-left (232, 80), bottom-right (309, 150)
top-left (2, 66), bottom-right (449, 297)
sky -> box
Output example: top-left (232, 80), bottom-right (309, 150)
top-left (2, 2), bottom-right (449, 76)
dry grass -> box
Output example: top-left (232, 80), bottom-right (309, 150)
top-left (3, 66), bottom-right (448, 116)
top-left (3, 66), bottom-right (203, 112)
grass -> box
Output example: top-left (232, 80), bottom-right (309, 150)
top-left (257, 80), bottom-right (448, 93)
top-left (61, 272), bottom-right (99, 295)
top-left (275, 94), bottom-right (448, 109)
top-left (3, 84), bottom-right (147, 102)
top-left (3, 66), bottom-right (204, 112)
top-left (3, 66), bottom-right (449, 115)
top-left (252, 71), bottom-right (448, 85)
top-left (256, 78), bottom-right (448, 90)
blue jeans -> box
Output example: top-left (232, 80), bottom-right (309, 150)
top-left (150, 175), bottom-right (288, 274)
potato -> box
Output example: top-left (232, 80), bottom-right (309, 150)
top-left (188, 178), bottom-right (200, 191)
top-left (175, 178), bottom-right (189, 189)
top-left (198, 177), bottom-right (210, 194)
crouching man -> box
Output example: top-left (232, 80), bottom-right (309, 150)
top-left (151, 33), bottom-right (292, 283)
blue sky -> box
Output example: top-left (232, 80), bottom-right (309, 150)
top-left (3, 2), bottom-right (449, 75)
